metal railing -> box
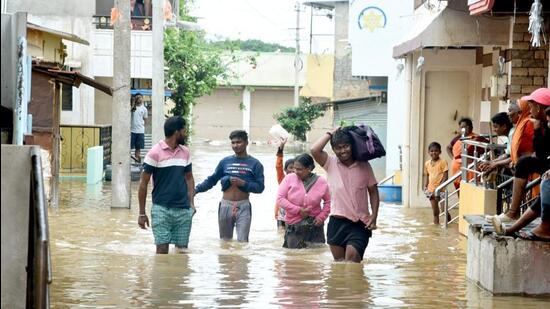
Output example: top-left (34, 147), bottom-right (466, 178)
top-left (496, 175), bottom-right (542, 215)
top-left (379, 173), bottom-right (395, 185)
top-left (435, 160), bottom-right (479, 228)
top-left (435, 138), bottom-right (506, 228)
top-left (460, 139), bottom-right (507, 188)
top-left (93, 15), bottom-right (153, 30)
top-left (28, 147), bottom-right (52, 308)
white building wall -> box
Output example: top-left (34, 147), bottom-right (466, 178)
top-left (92, 30), bottom-right (153, 79)
top-left (225, 52), bottom-right (307, 87)
top-left (348, 0), bottom-right (414, 177)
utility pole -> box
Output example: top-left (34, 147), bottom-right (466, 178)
top-left (309, 6), bottom-right (313, 54)
top-left (293, 1), bottom-right (301, 107)
top-left (152, 0), bottom-right (165, 145)
top-left (112, 0), bottom-right (131, 208)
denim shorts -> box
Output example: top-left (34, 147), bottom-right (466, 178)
top-left (131, 132), bottom-right (145, 150)
top-left (151, 204), bottom-right (193, 247)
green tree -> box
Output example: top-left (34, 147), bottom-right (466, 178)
top-left (164, 27), bottom-right (229, 118)
top-left (209, 39), bottom-right (295, 53)
top-left (274, 98), bottom-right (326, 142)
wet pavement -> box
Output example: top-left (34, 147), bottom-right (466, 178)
top-left (49, 144), bottom-right (549, 308)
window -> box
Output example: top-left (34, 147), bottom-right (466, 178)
top-left (61, 84), bottom-right (73, 111)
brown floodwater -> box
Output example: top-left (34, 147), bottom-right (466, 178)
top-left (49, 144), bottom-right (549, 308)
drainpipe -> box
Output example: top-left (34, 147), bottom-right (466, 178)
top-left (402, 53), bottom-right (413, 208)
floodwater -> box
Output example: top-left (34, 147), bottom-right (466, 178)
top-left (49, 144), bottom-right (549, 308)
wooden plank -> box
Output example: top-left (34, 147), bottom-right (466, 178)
top-left (60, 126), bottom-right (72, 171)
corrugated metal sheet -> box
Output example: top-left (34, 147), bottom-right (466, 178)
top-left (333, 99), bottom-right (387, 127)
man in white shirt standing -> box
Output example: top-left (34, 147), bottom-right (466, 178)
top-left (131, 93), bottom-right (148, 163)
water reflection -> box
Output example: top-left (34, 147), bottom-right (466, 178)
top-left (274, 259), bottom-right (324, 308)
top-left (48, 144), bottom-right (550, 308)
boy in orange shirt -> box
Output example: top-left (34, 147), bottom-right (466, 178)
top-left (423, 142), bottom-right (449, 224)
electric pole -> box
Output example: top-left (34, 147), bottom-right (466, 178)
top-left (112, 0), bottom-right (131, 208)
top-left (294, 1), bottom-right (301, 107)
top-left (152, 0), bottom-right (165, 145)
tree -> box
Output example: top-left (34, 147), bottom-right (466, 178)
top-left (164, 27), bottom-right (229, 119)
top-left (209, 39), bottom-right (295, 53)
top-left (274, 98), bottom-right (326, 142)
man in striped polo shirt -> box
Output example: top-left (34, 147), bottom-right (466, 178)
top-left (138, 116), bottom-right (195, 254)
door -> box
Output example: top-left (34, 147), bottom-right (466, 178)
top-left (423, 71), bottom-right (470, 184)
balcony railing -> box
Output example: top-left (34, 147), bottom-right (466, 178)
top-left (93, 15), bottom-right (152, 31)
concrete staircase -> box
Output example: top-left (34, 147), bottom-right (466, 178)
top-left (105, 133), bottom-right (152, 182)
top-left (138, 133), bottom-right (153, 162)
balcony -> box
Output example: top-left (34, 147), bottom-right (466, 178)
top-left (93, 15), bottom-right (153, 31)
top-left (91, 28), bottom-right (152, 78)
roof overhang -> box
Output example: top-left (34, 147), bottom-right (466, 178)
top-left (33, 64), bottom-right (112, 96)
top-left (301, 0), bottom-right (347, 10)
top-left (468, 0), bottom-right (495, 15)
top-left (27, 22), bottom-right (89, 45)
top-left (393, 6), bottom-right (511, 58)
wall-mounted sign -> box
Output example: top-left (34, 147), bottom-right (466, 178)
top-left (357, 6), bottom-right (387, 32)
top-left (349, 0), bottom-right (412, 76)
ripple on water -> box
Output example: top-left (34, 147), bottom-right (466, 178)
top-left (49, 145), bottom-right (550, 308)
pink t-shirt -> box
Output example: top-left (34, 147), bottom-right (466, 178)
top-left (323, 156), bottom-right (377, 224)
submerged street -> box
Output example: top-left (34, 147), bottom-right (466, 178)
top-left (48, 145), bottom-right (549, 308)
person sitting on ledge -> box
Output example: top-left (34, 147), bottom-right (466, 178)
top-left (493, 88), bottom-right (550, 223)
top-left (493, 169), bottom-right (550, 242)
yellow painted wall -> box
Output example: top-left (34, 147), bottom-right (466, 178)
top-left (300, 54), bottom-right (334, 99)
top-left (27, 29), bottom-right (64, 63)
top-left (394, 170), bottom-right (403, 185)
top-left (60, 126), bottom-right (102, 173)
top-left (458, 182), bottom-right (497, 236)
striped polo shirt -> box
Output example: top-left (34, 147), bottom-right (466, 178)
top-left (143, 140), bottom-right (192, 208)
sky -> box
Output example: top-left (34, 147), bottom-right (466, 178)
top-left (190, 0), bottom-right (335, 54)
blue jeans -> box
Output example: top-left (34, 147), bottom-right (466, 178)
top-left (541, 179), bottom-right (550, 222)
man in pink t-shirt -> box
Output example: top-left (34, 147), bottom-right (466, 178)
top-left (311, 128), bottom-right (380, 263)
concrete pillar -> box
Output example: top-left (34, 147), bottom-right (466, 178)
top-left (402, 54), bottom-right (413, 208)
top-left (151, 0), bottom-right (165, 145)
top-left (111, 0), bottom-right (131, 208)
top-left (242, 87), bottom-right (251, 133)
top-left (13, 36), bottom-right (27, 145)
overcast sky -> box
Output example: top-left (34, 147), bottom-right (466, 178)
top-left (191, 0), bottom-right (334, 53)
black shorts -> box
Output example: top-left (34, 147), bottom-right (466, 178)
top-left (131, 132), bottom-right (145, 150)
top-left (327, 216), bottom-right (372, 259)
top-left (514, 156), bottom-right (547, 179)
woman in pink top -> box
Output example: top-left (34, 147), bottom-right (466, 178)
top-left (277, 154), bottom-right (331, 248)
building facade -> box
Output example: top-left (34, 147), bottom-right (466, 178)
top-left (393, 0), bottom-right (549, 207)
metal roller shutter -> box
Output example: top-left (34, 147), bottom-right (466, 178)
top-left (333, 99), bottom-right (387, 127)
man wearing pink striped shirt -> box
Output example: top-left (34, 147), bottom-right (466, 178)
top-left (311, 128), bottom-right (380, 263)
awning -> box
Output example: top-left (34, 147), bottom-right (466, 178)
top-left (131, 88), bottom-right (173, 97)
top-left (301, 1), bottom-right (346, 9)
top-left (468, 0), bottom-right (495, 15)
top-left (33, 65), bottom-right (112, 96)
top-left (27, 22), bottom-right (90, 45)
top-left (392, 6), bottom-right (510, 58)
